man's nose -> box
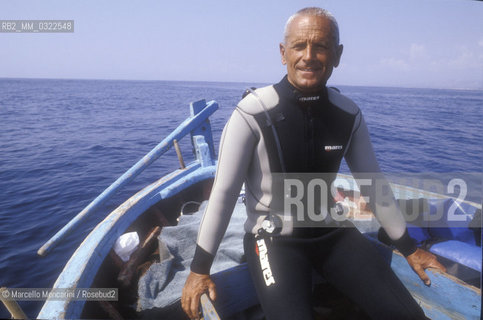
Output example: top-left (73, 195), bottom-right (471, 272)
top-left (302, 44), bottom-right (316, 61)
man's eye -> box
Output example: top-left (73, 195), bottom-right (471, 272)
top-left (315, 43), bottom-right (328, 50)
top-left (292, 43), bottom-right (306, 50)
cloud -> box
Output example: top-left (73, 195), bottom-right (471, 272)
top-left (428, 45), bottom-right (483, 74)
top-left (380, 57), bottom-right (410, 71)
top-left (378, 43), bottom-right (428, 72)
top-left (365, 43), bottom-right (483, 89)
top-left (409, 43), bottom-right (428, 61)
top-left (380, 43), bottom-right (483, 70)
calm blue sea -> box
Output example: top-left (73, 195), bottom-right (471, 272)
top-left (0, 78), bottom-right (481, 318)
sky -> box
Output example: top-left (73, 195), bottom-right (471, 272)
top-left (1, 0), bottom-right (482, 89)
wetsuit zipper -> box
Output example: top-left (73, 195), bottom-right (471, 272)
top-left (304, 105), bottom-right (316, 171)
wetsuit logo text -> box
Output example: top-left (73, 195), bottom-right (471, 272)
top-left (256, 239), bottom-right (276, 286)
top-left (298, 95), bottom-right (320, 102)
top-left (324, 145), bottom-right (343, 151)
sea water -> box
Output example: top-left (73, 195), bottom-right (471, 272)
top-left (0, 78), bottom-right (481, 318)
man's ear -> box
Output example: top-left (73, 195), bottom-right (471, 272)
top-left (280, 43), bottom-right (287, 65)
top-left (334, 44), bottom-right (344, 68)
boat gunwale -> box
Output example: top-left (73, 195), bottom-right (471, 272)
top-left (38, 162), bottom-right (216, 319)
top-left (335, 173), bottom-right (482, 209)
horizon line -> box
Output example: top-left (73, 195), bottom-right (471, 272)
top-left (0, 76), bottom-right (481, 92)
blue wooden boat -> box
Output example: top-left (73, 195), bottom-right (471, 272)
top-left (29, 100), bottom-right (480, 319)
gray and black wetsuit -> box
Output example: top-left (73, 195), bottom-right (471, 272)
top-left (191, 76), bottom-right (425, 319)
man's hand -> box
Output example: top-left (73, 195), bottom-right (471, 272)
top-left (182, 271), bottom-right (217, 320)
top-left (406, 248), bottom-right (446, 286)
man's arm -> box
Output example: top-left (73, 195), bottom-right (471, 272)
top-left (344, 113), bottom-right (446, 285)
top-left (182, 108), bottom-right (256, 318)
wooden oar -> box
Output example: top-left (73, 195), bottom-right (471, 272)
top-left (0, 287), bottom-right (28, 319)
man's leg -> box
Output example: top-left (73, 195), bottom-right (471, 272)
top-left (312, 228), bottom-right (427, 320)
top-left (244, 233), bottom-right (314, 320)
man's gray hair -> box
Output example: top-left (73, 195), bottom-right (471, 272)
top-left (283, 7), bottom-right (340, 44)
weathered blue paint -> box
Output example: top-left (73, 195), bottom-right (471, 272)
top-left (200, 294), bottom-right (221, 320)
top-left (193, 135), bottom-right (213, 167)
top-left (190, 100), bottom-right (216, 161)
top-left (38, 162), bottom-right (217, 319)
top-left (37, 100), bottom-right (219, 257)
top-left (155, 166), bottom-right (216, 201)
top-left (389, 252), bottom-right (481, 319)
top-left (211, 263), bottom-right (258, 318)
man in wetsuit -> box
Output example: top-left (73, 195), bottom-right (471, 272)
top-left (182, 7), bottom-right (445, 320)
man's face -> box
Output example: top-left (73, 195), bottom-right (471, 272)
top-left (280, 14), bottom-right (343, 93)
